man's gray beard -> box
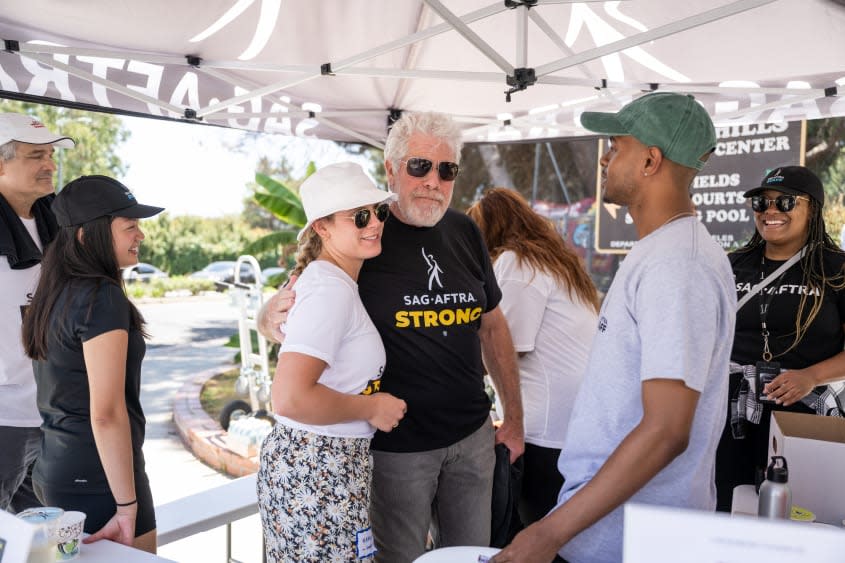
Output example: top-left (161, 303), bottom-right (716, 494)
top-left (396, 198), bottom-right (447, 227)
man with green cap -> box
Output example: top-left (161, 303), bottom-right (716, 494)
top-left (491, 93), bottom-right (736, 563)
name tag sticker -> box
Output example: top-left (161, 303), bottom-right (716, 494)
top-left (356, 527), bottom-right (376, 559)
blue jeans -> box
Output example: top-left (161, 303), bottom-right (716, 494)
top-left (0, 426), bottom-right (41, 513)
top-left (370, 420), bottom-right (495, 563)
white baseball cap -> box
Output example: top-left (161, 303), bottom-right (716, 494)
top-left (298, 162), bottom-right (396, 241)
top-left (0, 113), bottom-right (75, 148)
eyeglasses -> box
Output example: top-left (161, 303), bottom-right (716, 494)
top-left (339, 203), bottom-right (390, 229)
top-left (749, 194), bottom-right (810, 213)
top-left (403, 157), bottom-right (460, 181)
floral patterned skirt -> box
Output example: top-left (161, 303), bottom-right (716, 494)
top-left (257, 423), bottom-right (375, 563)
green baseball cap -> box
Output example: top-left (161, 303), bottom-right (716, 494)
top-left (580, 92), bottom-right (717, 170)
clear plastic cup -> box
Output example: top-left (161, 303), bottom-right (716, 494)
top-left (16, 507), bottom-right (64, 563)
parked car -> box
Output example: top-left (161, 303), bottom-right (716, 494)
top-left (190, 261), bottom-right (256, 290)
top-left (122, 262), bottom-right (169, 284)
top-left (260, 266), bottom-right (287, 286)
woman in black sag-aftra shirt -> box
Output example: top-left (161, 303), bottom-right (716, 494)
top-left (715, 166), bottom-right (845, 511)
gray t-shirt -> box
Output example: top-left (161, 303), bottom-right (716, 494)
top-left (556, 216), bottom-right (736, 563)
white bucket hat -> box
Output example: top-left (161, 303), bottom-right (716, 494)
top-left (298, 162), bottom-right (396, 241)
top-left (0, 113), bottom-right (75, 148)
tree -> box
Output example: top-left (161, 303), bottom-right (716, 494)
top-left (242, 155), bottom-right (296, 231)
top-left (454, 138), bottom-right (599, 210)
top-left (806, 117), bottom-right (845, 245)
top-left (337, 142), bottom-right (386, 187)
top-left (806, 117), bottom-right (845, 186)
top-left (139, 213), bottom-right (275, 275)
top-left (242, 163), bottom-right (313, 260)
top-left (0, 100), bottom-right (128, 187)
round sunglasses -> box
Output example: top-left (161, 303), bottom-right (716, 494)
top-left (402, 157), bottom-right (460, 181)
top-left (338, 202), bottom-right (390, 229)
top-left (749, 194), bottom-right (809, 213)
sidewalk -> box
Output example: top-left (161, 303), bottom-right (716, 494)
top-left (171, 368), bottom-right (259, 478)
top-left (138, 295), bottom-right (263, 563)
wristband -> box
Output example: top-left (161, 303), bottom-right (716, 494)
top-left (115, 499), bottom-right (137, 507)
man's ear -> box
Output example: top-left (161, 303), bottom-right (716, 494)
top-left (644, 146), bottom-right (664, 176)
top-left (385, 160), bottom-right (396, 191)
top-left (75, 226), bottom-right (84, 244)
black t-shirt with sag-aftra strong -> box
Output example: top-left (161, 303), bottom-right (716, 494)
top-left (360, 209), bottom-right (501, 453)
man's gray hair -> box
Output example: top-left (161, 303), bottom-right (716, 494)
top-left (0, 140), bottom-right (17, 162)
top-left (384, 112), bottom-right (464, 174)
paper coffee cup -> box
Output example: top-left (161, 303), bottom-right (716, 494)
top-left (53, 511), bottom-right (86, 561)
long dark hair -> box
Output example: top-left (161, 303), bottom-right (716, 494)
top-left (22, 216), bottom-right (146, 360)
top-left (735, 196), bottom-right (845, 354)
top-left (467, 187), bottom-right (599, 312)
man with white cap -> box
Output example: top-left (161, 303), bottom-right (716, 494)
top-left (0, 113), bottom-right (74, 513)
top-left (491, 93), bottom-right (736, 563)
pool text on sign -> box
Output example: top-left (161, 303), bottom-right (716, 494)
top-left (596, 121), bottom-right (803, 253)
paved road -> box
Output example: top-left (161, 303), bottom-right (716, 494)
top-left (137, 293), bottom-right (264, 563)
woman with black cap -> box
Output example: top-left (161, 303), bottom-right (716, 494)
top-left (715, 165), bottom-right (845, 511)
top-left (22, 175), bottom-right (163, 553)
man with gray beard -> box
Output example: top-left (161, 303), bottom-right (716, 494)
top-left (260, 112), bottom-right (523, 562)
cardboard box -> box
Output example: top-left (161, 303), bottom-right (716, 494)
top-left (221, 433), bottom-right (258, 459)
top-left (769, 411), bottom-right (845, 524)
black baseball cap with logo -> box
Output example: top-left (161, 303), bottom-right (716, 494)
top-left (52, 175), bottom-right (164, 227)
top-left (742, 166), bottom-right (825, 206)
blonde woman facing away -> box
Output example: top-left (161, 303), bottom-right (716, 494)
top-left (257, 162), bottom-right (406, 563)
top-left (468, 187), bottom-right (599, 529)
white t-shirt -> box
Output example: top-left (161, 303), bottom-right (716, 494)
top-left (276, 260), bottom-right (386, 438)
top-left (556, 217), bottom-right (736, 563)
top-left (0, 217), bottom-right (43, 427)
top-left (493, 250), bottom-right (596, 448)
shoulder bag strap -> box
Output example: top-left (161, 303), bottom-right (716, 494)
top-left (736, 246), bottom-right (806, 313)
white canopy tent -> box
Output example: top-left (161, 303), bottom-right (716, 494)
top-left (0, 0), bottom-right (844, 147)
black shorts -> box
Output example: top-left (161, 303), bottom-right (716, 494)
top-left (34, 470), bottom-right (156, 537)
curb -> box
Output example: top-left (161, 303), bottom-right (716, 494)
top-left (131, 291), bottom-right (229, 306)
top-left (171, 366), bottom-right (259, 477)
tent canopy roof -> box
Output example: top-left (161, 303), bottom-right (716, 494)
top-left (1, 0), bottom-right (844, 147)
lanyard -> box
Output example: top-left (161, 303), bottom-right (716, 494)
top-left (758, 246), bottom-right (805, 361)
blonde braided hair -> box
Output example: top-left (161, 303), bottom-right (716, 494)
top-left (291, 227), bottom-right (324, 277)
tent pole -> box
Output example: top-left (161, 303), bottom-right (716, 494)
top-left (528, 9), bottom-right (598, 81)
top-left (516, 4), bottom-right (528, 69)
top-left (545, 143), bottom-right (571, 205)
top-left (714, 90), bottom-right (837, 122)
top-left (197, 67), bottom-right (384, 147)
top-left (534, 0), bottom-right (776, 77)
top-left (333, 2), bottom-right (505, 70)
top-left (197, 72), bottom-right (320, 118)
top-left (19, 52), bottom-right (185, 116)
top-left (423, 0), bottom-right (514, 74)
top-left (531, 143), bottom-right (541, 206)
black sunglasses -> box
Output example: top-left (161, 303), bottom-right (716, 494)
top-left (403, 157), bottom-right (460, 181)
top-left (749, 194), bottom-right (809, 213)
top-left (341, 203), bottom-right (390, 229)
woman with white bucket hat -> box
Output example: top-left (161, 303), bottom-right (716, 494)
top-left (257, 162), bottom-right (407, 562)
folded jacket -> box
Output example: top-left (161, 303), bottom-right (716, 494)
top-left (0, 192), bottom-right (58, 269)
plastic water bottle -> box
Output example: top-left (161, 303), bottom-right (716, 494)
top-left (758, 455), bottom-right (791, 519)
